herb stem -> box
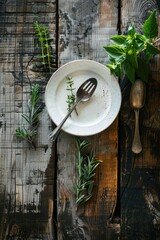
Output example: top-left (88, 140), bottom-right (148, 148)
top-left (15, 84), bottom-right (42, 148)
top-left (34, 21), bottom-right (53, 72)
top-left (74, 137), bottom-right (102, 206)
top-left (66, 76), bottom-right (78, 114)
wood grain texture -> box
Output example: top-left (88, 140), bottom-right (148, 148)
top-left (57, 0), bottom-right (120, 239)
top-left (0, 0), bottom-right (57, 239)
top-left (120, 1), bottom-right (160, 239)
top-left (1, 0), bottom-right (160, 239)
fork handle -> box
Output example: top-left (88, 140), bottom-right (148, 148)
top-left (132, 109), bottom-right (142, 154)
top-left (48, 99), bottom-right (80, 141)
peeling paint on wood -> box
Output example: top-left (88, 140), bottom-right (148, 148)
top-left (120, 1), bottom-right (160, 239)
top-left (0, 0), bottom-right (57, 239)
top-left (0, 0), bottom-right (160, 239)
top-left (57, 0), bottom-right (119, 239)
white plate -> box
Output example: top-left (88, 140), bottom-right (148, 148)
top-left (45, 59), bottom-right (121, 136)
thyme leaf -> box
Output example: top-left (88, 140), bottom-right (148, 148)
top-left (34, 21), bottom-right (54, 73)
top-left (66, 76), bottom-right (77, 114)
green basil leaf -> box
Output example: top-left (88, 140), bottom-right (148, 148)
top-left (135, 33), bottom-right (146, 43)
top-left (106, 63), bottom-right (122, 78)
top-left (111, 35), bottom-right (127, 45)
top-left (146, 42), bottom-right (160, 55)
top-left (126, 50), bottom-right (138, 69)
top-left (135, 34), bottom-right (146, 49)
top-left (136, 57), bottom-right (149, 82)
top-left (114, 64), bottom-right (122, 78)
top-left (106, 63), bottom-right (116, 70)
top-left (127, 24), bottom-right (136, 37)
top-left (104, 45), bottom-right (125, 58)
top-left (123, 60), bottom-right (135, 83)
top-left (142, 10), bottom-right (158, 39)
top-left (116, 54), bottom-right (126, 63)
top-left (109, 56), bottom-right (116, 63)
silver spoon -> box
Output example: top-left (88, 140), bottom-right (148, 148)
top-left (130, 79), bottom-right (146, 154)
top-left (48, 78), bottom-right (98, 141)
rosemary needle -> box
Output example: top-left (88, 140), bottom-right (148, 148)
top-left (74, 137), bottom-right (102, 206)
top-left (15, 84), bottom-right (42, 148)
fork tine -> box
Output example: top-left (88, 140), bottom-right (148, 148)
top-left (85, 82), bottom-right (93, 91)
top-left (84, 81), bottom-right (93, 90)
top-left (83, 78), bottom-right (97, 91)
top-left (87, 83), bottom-right (96, 93)
top-left (82, 80), bottom-right (92, 89)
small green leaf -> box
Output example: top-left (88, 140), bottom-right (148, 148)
top-left (15, 83), bottom-right (42, 148)
top-left (126, 50), bottom-right (138, 69)
top-left (74, 137), bottom-right (101, 206)
top-left (106, 63), bottom-right (117, 75)
top-left (142, 10), bottom-right (158, 39)
top-left (109, 56), bottom-right (117, 63)
top-left (104, 45), bottom-right (125, 59)
top-left (15, 127), bottom-right (28, 140)
top-left (135, 34), bottom-right (146, 50)
top-left (136, 57), bottom-right (149, 82)
top-left (22, 114), bottom-right (30, 124)
top-left (116, 54), bottom-right (127, 63)
top-left (46, 38), bottom-right (53, 41)
top-left (135, 33), bottom-right (146, 43)
top-left (106, 63), bottom-right (116, 70)
top-left (34, 21), bottom-right (54, 72)
top-left (39, 37), bottom-right (45, 42)
top-left (107, 63), bottom-right (122, 78)
top-left (44, 43), bottom-right (49, 48)
top-left (146, 42), bottom-right (160, 55)
top-left (111, 35), bottom-right (127, 45)
top-left (114, 64), bottom-right (122, 78)
top-left (123, 60), bottom-right (135, 83)
top-left (127, 24), bottom-right (136, 37)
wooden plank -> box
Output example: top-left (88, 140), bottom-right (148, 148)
top-left (120, 1), bottom-right (160, 239)
top-left (0, 0), bottom-right (57, 239)
top-left (57, 0), bottom-right (120, 239)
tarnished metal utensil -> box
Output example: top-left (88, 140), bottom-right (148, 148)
top-left (130, 79), bottom-right (146, 154)
top-left (48, 78), bottom-right (98, 141)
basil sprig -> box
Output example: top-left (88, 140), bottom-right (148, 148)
top-left (104, 10), bottom-right (160, 83)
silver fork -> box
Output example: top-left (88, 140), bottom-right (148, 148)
top-left (48, 78), bottom-right (97, 141)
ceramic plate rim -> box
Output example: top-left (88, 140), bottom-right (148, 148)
top-left (45, 59), bottom-right (122, 136)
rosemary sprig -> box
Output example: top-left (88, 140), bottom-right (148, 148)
top-left (34, 21), bottom-right (54, 73)
top-left (74, 137), bottom-right (102, 206)
top-left (66, 76), bottom-right (76, 112)
top-left (15, 127), bottom-right (37, 146)
top-left (15, 84), bottom-right (42, 148)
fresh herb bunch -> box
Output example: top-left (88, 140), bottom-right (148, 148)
top-left (34, 21), bottom-right (54, 73)
top-left (74, 137), bottom-right (102, 206)
top-left (66, 76), bottom-right (76, 112)
top-left (104, 10), bottom-right (160, 83)
top-left (15, 84), bottom-right (42, 148)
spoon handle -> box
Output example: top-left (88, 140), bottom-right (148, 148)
top-left (132, 109), bottom-right (142, 154)
top-left (48, 99), bottom-right (80, 141)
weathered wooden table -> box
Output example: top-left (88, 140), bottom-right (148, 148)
top-left (0, 0), bottom-right (160, 239)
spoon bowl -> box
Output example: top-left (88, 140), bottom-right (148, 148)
top-left (130, 79), bottom-right (146, 154)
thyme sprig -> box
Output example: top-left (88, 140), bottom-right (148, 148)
top-left (15, 84), bottom-right (42, 148)
top-left (34, 21), bottom-right (54, 73)
top-left (66, 76), bottom-right (77, 113)
top-left (74, 137), bottom-right (102, 206)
